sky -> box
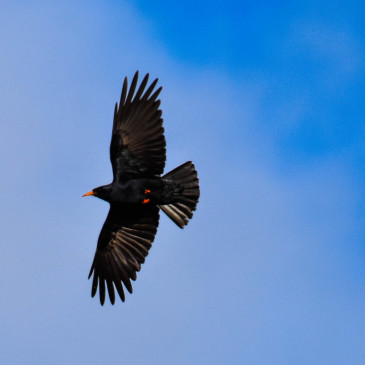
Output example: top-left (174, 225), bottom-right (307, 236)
top-left (1, 0), bottom-right (365, 364)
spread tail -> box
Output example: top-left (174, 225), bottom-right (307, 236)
top-left (159, 161), bottom-right (200, 228)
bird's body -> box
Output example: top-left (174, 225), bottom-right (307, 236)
top-left (90, 176), bottom-right (184, 205)
top-left (83, 72), bottom-right (200, 305)
top-left (93, 178), bottom-right (160, 204)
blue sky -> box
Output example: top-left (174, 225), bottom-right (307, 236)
top-left (1, 1), bottom-right (365, 364)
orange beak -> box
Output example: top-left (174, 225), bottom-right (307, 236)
top-left (82, 190), bottom-right (95, 197)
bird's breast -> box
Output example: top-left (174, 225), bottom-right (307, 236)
top-left (110, 179), bottom-right (162, 205)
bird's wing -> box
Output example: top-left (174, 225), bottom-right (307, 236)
top-left (88, 204), bottom-right (160, 305)
top-left (110, 71), bottom-right (166, 181)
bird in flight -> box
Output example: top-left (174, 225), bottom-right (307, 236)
top-left (83, 72), bottom-right (200, 305)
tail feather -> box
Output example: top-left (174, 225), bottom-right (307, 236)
top-left (159, 161), bottom-right (200, 228)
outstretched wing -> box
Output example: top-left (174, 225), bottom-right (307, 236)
top-left (110, 71), bottom-right (166, 181)
top-left (88, 204), bottom-right (160, 305)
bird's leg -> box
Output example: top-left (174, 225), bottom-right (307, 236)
top-left (142, 189), bottom-right (151, 204)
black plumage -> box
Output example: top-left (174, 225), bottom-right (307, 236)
top-left (83, 72), bottom-right (200, 305)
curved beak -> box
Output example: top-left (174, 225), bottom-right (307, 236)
top-left (82, 190), bottom-right (95, 197)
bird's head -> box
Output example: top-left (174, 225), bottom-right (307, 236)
top-left (82, 185), bottom-right (112, 202)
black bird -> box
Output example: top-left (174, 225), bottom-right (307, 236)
top-left (83, 71), bottom-right (200, 305)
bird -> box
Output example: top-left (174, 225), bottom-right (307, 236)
top-left (83, 71), bottom-right (200, 305)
